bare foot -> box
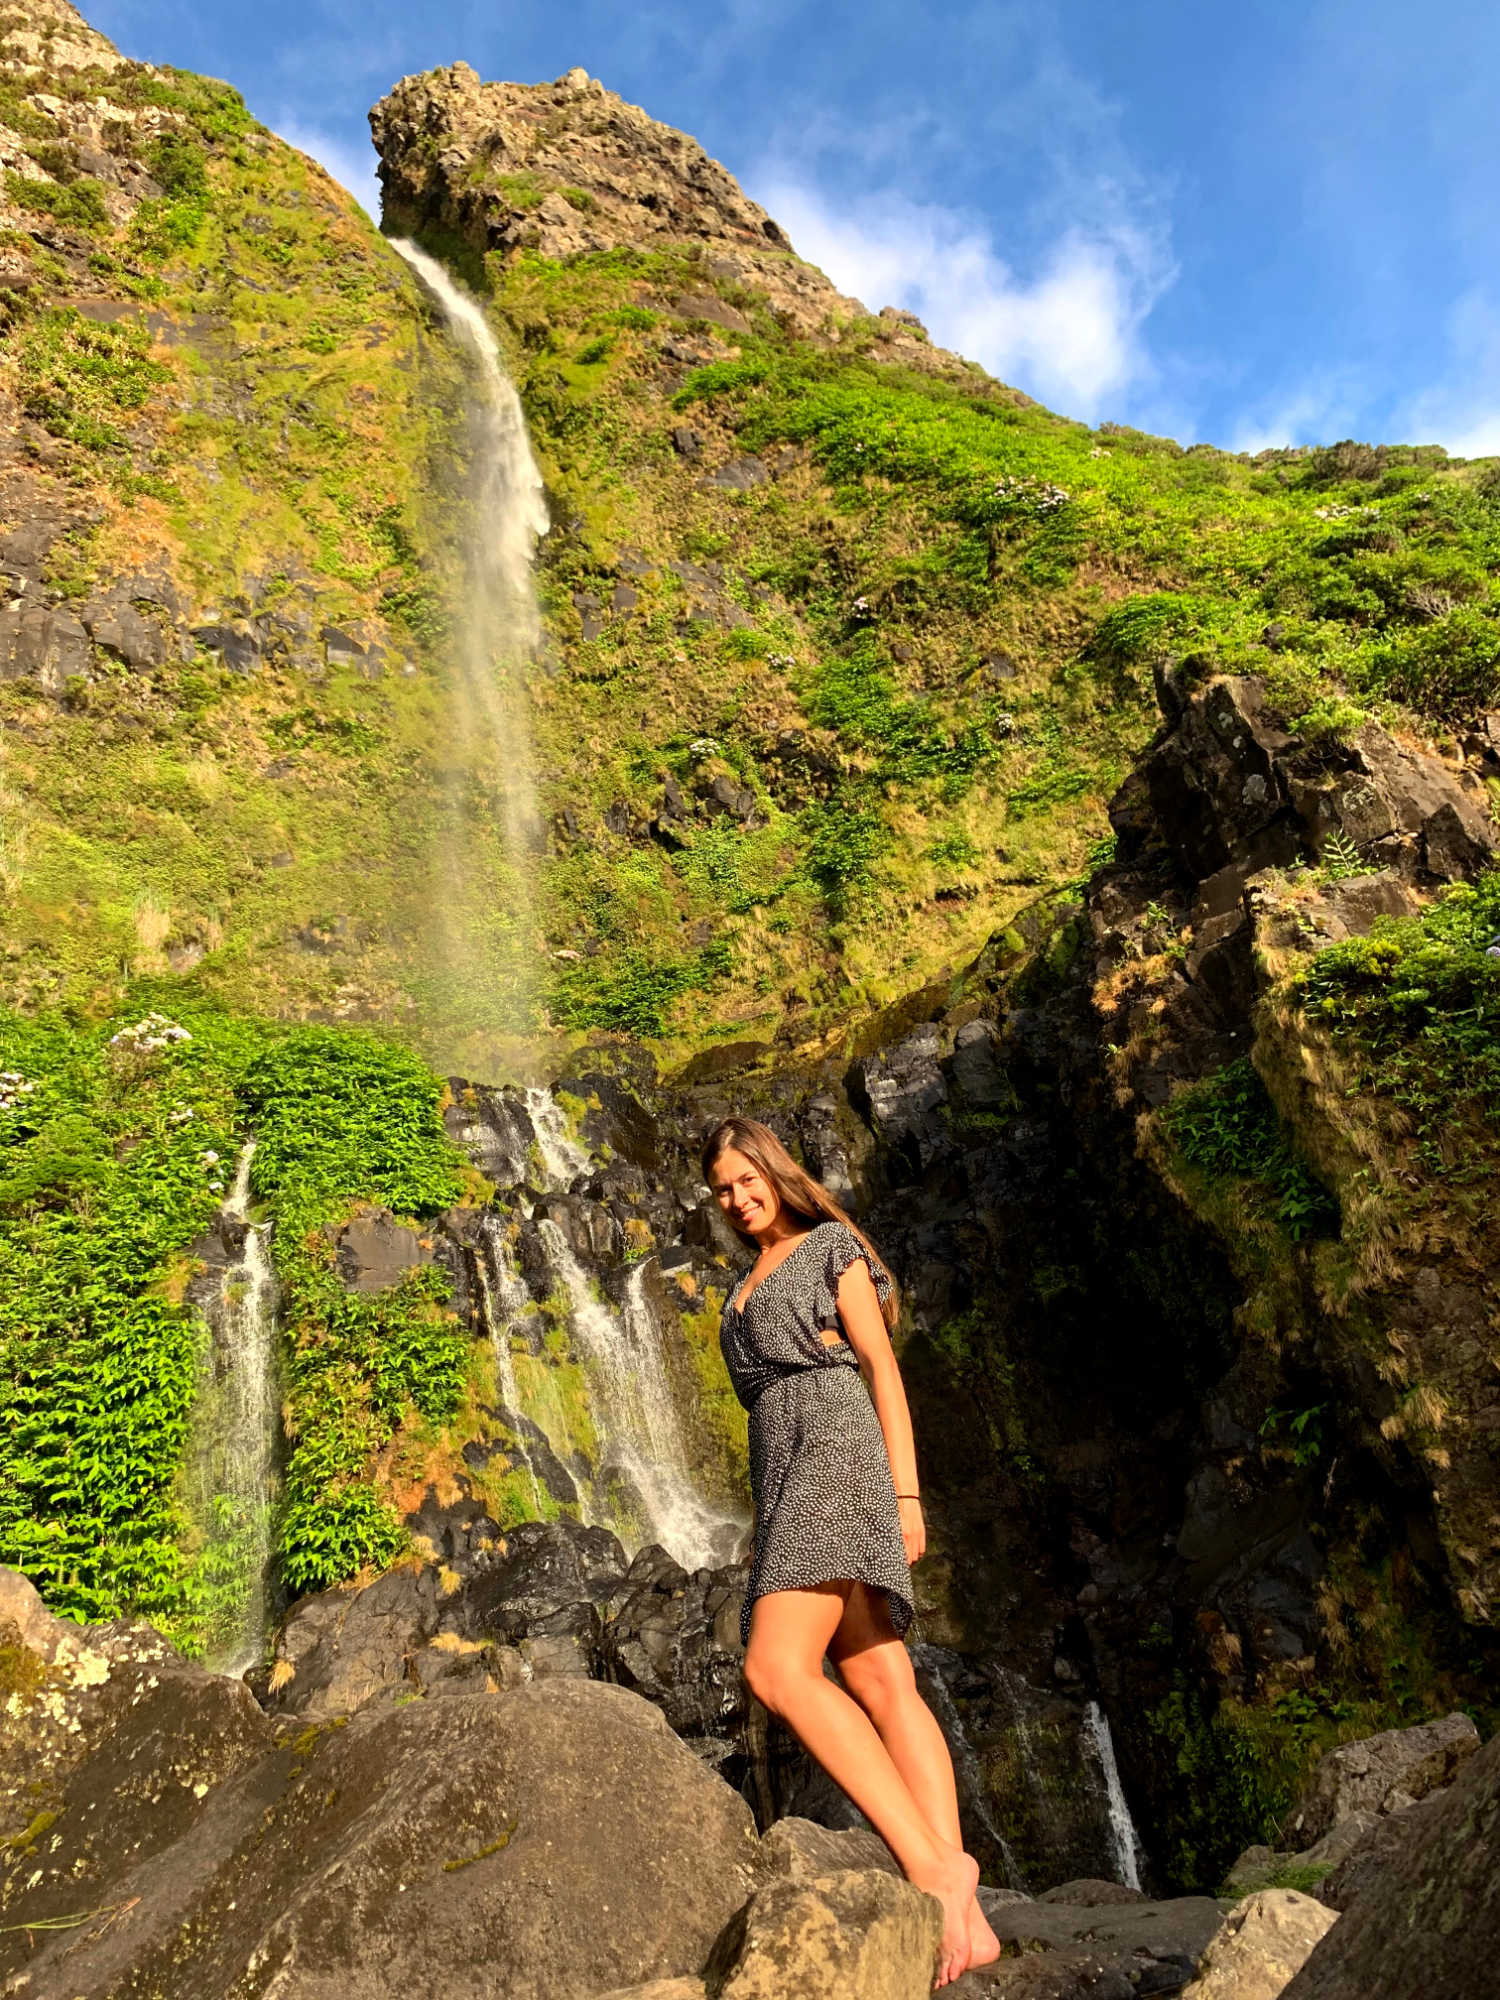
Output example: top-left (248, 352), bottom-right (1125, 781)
top-left (966, 1894), bottom-right (1002, 1969)
top-left (909, 1845), bottom-right (980, 1988)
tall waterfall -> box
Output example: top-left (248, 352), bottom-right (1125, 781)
top-left (388, 237), bottom-right (549, 1068)
top-left (179, 1142), bottom-right (278, 1673)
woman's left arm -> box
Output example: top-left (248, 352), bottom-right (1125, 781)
top-left (836, 1258), bottom-right (926, 1565)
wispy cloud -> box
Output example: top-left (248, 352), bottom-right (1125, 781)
top-left (756, 178), bottom-right (1174, 423)
top-left (1396, 291), bottom-right (1500, 458)
top-left (271, 117), bottom-right (382, 219)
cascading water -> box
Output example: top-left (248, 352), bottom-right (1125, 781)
top-left (387, 237), bottom-right (549, 1068)
top-left (524, 1085), bottom-right (591, 1190)
top-left (179, 1141), bottom-right (278, 1673)
top-left (1083, 1700), bottom-right (1145, 1890)
top-left (536, 1220), bottom-right (742, 1570)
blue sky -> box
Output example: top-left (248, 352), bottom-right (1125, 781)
top-left (87, 0), bottom-right (1500, 454)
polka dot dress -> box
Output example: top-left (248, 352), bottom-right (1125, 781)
top-left (719, 1218), bottom-right (914, 1647)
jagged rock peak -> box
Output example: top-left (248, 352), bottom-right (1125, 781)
top-left (369, 60), bottom-right (901, 342)
top-left (1, 0), bottom-right (125, 74)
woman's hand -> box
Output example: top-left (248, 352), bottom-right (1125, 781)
top-left (899, 1495), bottom-right (926, 1566)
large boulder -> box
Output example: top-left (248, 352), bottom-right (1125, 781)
top-left (0, 1569), bottom-right (272, 1957)
top-left (15, 1675), bottom-right (763, 2000)
top-left (1179, 1891), bottom-right (1337, 2000)
top-left (1280, 1711), bottom-right (1479, 1846)
top-left (1279, 1730), bottom-right (1500, 1999)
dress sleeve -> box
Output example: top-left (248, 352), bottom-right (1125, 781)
top-left (814, 1221), bottom-right (894, 1332)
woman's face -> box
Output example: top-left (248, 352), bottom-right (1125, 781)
top-left (709, 1145), bottom-right (780, 1236)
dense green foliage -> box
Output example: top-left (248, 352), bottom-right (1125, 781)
top-left (0, 998), bottom-right (473, 1638)
top-left (1164, 1057), bottom-right (1339, 1240)
top-left (0, 1001), bottom-right (245, 1623)
top-left (242, 1029), bottom-right (469, 1591)
top-left (1298, 871), bottom-right (1500, 1175)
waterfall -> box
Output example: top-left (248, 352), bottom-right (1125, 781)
top-left (387, 236), bottom-right (549, 1064)
top-left (180, 1141), bottom-right (278, 1674)
top-left (535, 1222), bottom-right (741, 1569)
top-left (1083, 1700), bottom-right (1145, 1891)
top-left (473, 1215), bottom-right (545, 1519)
top-left (524, 1086), bottom-right (591, 1191)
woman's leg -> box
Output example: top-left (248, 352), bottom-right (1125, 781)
top-left (828, 1586), bottom-right (1001, 1968)
top-left (744, 1583), bottom-right (977, 1987)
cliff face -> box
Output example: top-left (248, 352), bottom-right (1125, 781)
top-left (2, 0), bottom-right (1500, 1907)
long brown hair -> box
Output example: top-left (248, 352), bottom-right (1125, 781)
top-left (700, 1115), bottom-right (900, 1330)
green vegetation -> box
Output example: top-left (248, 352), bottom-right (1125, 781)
top-left (1297, 870), bottom-right (1500, 1175)
top-left (0, 994), bottom-right (476, 1640)
top-left (17, 307), bottom-right (170, 453)
top-left (1164, 1058), bottom-right (1339, 1241)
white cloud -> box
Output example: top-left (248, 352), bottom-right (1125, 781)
top-left (1222, 378), bottom-right (1369, 456)
top-left (270, 118), bottom-right (382, 220)
top-left (753, 177), bottom-right (1173, 422)
top-left (1396, 291), bottom-right (1500, 459)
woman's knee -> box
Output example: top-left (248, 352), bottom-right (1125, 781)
top-left (742, 1646), bottom-right (787, 1713)
top-left (837, 1643), bottom-right (914, 1722)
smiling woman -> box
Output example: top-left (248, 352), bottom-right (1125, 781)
top-left (700, 1113), bottom-right (1001, 1988)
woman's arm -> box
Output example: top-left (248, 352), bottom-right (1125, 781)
top-left (836, 1258), bottom-right (926, 1565)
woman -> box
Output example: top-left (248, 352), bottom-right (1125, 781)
top-left (703, 1116), bottom-right (1000, 1989)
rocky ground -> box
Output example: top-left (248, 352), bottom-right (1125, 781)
top-left (0, 1563), bottom-right (1493, 1998)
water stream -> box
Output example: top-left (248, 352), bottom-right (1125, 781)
top-left (1083, 1699), bottom-right (1145, 1890)
top-left (180, 1141), bottom-right (278, 1674)
top-left (388, 236), bottom-right (549, 1060)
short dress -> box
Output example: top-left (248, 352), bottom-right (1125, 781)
top-left (719, 1217), bottom-right (914, 1647)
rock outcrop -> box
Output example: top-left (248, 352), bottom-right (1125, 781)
top-left (1281, 1730), bottom-right (1500, 1999)
top-left (369, 61), bottom-right (962, 371)
top-left (1179, 1890), bottom-right (1336, 2000)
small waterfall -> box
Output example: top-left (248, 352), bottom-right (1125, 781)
top-left (536, 1222), bottom-right (741, 1569)
top-left (1083, 1700), bottom-right (1144, 1890)
top-left (180, 1141), bottom-right (278, 1674)
top-left (473, 1215), bottom-right (545, 1519)
top-left (388, 236), bottom-right (549, 1065)
top-left (525, 1086), bottom-right (591, 1191)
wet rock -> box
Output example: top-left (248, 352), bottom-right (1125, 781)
top-left (453, 1519), bottom-right (630, 1663)
top-left (264, 1565), bottom-right (441, 1718)
top-left (1038, 1879), bottom-right (1148, 1906)
top-left (951, 1892), bottom-right (1226, 1998)
top-left (1280, 1710), bottom-right (1479, 1846)
top-left (334, 1207), bottom-right (434, 1292)
top-left (707, 1867), bottom-right (942, 2000)
top-left (600, 1545), bottom-right (748, 1755)
top-left (1179, 1890), bottom-right (1337, 2000)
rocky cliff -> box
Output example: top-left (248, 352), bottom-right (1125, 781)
top-left (1, 0), bottom-right (1499, 1950)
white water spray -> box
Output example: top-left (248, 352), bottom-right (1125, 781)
top-left (181, 1141), bottom-right (278, 1674)
top-left (388, 237), bottom-right (549, 1054)
top-left (1083, 1700), bottom-right (1144, 1890)
top-left (537, 1221), bottom-right (741, 1569)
